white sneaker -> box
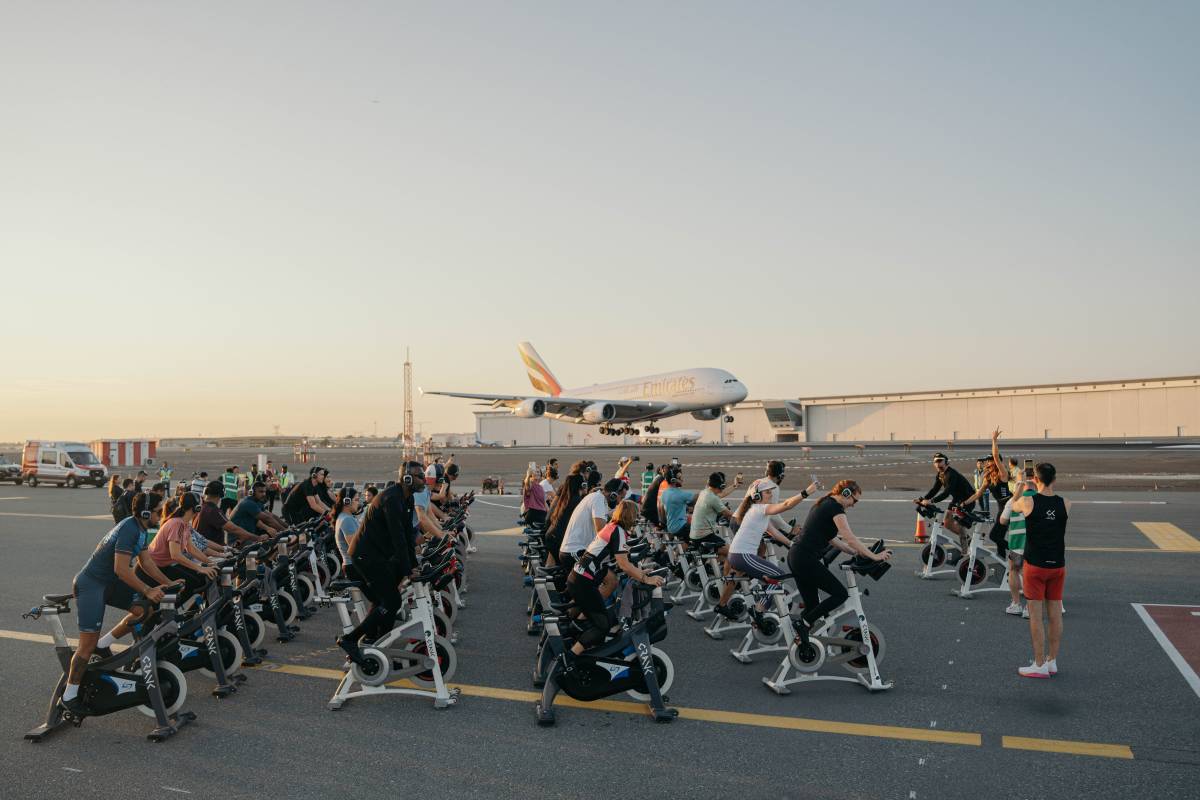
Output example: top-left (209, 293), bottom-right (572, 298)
top-left (1019, 661), bottom-right (1051, 679)
top-left (1021, 606), bottom-right (1030, 619)
top-left (1005, 602), bottom-right (1023, 616)
top-left (1046, 659), bottom-right (1058, 675)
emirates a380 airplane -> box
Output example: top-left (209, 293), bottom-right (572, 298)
top-left (423, 342), bottom-right (748, 436)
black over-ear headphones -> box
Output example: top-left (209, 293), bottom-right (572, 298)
top-left (841, 486), bottom-right (854, 498)
top-left (712, 472), bottom-right (726, 490)
top-left (607, 491), bottom-right (619, 509)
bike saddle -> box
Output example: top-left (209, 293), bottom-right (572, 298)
top-left (43, 593), bottom-right (73, 605)
top-left (328, 579), bottom-right (363, 592)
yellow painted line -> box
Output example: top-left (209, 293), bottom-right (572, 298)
top-left (477, 527), bottom-right (525, 537)
top-left (895, 541), bottom-right (1193, 554)
top-left (259, 662), bottom-right (980, 747)
top-left (0, 512), bottom-right (113, 521)
top-left (1132, 522), bottom-right (1200, 552)
top-left (1002, 736), bottom-right (1134, 760)
top-left (0, 632), bottom-right (1132, 758)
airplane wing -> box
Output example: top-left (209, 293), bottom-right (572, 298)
top-left (422, 390), bottom-right (672, 421)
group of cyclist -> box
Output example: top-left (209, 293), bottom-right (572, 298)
top-left (65, 455), bottom-right (470, 718)
top-left (531, 433), bottom-right (1067, 680)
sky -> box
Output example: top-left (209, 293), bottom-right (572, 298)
top-left (2, 1), bottom-right (1197, 441)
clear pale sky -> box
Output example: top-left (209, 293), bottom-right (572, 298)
top-left (2, 2), bottom-right (1197, 441)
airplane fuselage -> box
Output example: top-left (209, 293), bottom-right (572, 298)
top-left (560, 367), bottom-right (747, 424)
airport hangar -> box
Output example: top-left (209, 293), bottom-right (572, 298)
top-left (474, 374), bottom-right (1200, 446)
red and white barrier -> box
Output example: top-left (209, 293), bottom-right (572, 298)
top-left (91, 439), bottom-right (158, 467)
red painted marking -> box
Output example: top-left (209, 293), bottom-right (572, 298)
top-left (1143, 605), bottom-right (1200, 677)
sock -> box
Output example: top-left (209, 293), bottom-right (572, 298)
top-left (97, 632), bottom-right (119, 649)
top-left (63, 684), bottom-right (79, 701)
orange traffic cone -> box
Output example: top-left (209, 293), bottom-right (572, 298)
top-left (914, 513), bottom-right (928, 543)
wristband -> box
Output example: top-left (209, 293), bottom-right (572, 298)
top-left (800, 490), bottom-right (809, 499)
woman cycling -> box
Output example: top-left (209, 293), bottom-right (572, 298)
top-left (146, 492), bottom-right (218, 598)
top-left (564, 500), bottom-right (664, 656)
top-left (964, 431), bottom-right (1014, 553)
top-left (522, 466), bottom-right (549, 528)
top-left (714, 472), bottom-right (819, 619)
top-left (542, 471), bottom-right (587, 566)
top-left (788, 480), bottom-right (891, 632)
top-left (333, 487), bottom-right (364, 585)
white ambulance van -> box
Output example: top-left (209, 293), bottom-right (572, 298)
top-left (21, 441), bottom-right (109, 488)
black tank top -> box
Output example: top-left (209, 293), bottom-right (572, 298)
top-left (1024, 494), bottom-right (1067, 568)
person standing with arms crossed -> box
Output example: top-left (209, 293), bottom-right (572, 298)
top-left (1011, 463), bottom-right (1070, 678)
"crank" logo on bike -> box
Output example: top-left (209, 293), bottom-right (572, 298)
top-left (141, 655), bottom-right (157, 690)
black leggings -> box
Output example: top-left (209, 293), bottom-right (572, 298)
top-left (525, 509), bottom-right (547, 528)
top-left (565, 573), bottom-right (610, 649)
top-left (787, 548), bottom-right (848, 625)
top-left (159, 563), bottom-right (208, 602)
top-left (343, 562), bottom-right (379, 605)
top-left (989, 521), bottom-right (1008, 558)
top-left (345, 555), bottom-right (402, 644)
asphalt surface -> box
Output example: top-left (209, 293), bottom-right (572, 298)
top-left (1, 450), bottom-right (1198, 799)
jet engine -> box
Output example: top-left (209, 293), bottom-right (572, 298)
top-left (691, 408), bottom-right (722, 421)
top-left (514, 398), bottom-right (546, 418)
top-left (581, 403), bottom-right (617, 423)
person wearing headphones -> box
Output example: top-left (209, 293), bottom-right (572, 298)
top-left (658, 466), bottom-right (695, 543)
top-left (916, 452), bottom-right (976, 550)
top-left (558, 471), bottom-right (618, 574)
top-left (333, 487), bottom-right (367, 590)
top-left (337, 461), bottom-right (426, 666)
top-left (282, 466), bottom-right (331, 525)
top-left (63, 491), bottom-right (175, 716)
top-left (564, 500), bottom-right (664, 659)
top-left (145, 491), bottom-right (219, 598)
top-left (714, 469), bottom-right (819, 619)
top-left (789, 480), bottom-right (891, 633)
top-left (689, 471), bottom-right (743, 552)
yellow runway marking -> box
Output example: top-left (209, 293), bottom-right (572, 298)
top-left (476, 527), bottom-right (525, 537)
top-left (244, 662), bottom-right (1147, 755)
top-left (1132, 522), bottom-right (1200, 552)
top-left (1002, 736), bottom-right (1134, 759)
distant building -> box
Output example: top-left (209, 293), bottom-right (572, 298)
top-left (476, 375), bottom-right (1200, 445)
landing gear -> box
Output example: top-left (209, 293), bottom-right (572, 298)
top-left (724, 415), bottom-right (734, 423)
top-left (644, 425), bottom-right (660, 434)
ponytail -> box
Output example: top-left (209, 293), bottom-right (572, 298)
top-left (334, 487), bottom-right (358, 518)
top-left (823, 479), bottom-right (861, 501)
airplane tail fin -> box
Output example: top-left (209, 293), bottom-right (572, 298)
top-left (518, 341), bottom-right (563, 397)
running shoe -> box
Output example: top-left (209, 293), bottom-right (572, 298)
top-left (1005, 603), bottom-right (1024, 616)
top-left (59, 694), bottom-right (87, 718)
top-left (713, 604), bottom-right (738, 620)
top-left (1021, 606), bottom-right (1030, 619)
top-left (1019, 661), bottom-right (1051, 679)
top-left (1046, 658), bottom-right (1058, 675)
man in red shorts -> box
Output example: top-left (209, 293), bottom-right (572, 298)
top-left (1011, 463), bottom-right (1070, 678)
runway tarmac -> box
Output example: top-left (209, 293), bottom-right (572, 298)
top-left (143, 442), bottom-right (1200, 494)
top-left (1, 447), bottom-right (1198, 799)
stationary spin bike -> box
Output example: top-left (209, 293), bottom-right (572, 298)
top-left (763, 541), bottom-right (893, 694)
top-left (915, 503), bottom-right (965, 579)
top-left (328, 566), bottom-right (460, 711)
top-left (953, 508), bottom-right (1010, 599)
top-left (24, 588), bottom-right (195, 743)
top-left (536, 573), bottom-right (677, 726)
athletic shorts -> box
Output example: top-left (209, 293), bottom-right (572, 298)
top-left (689, 533), bottom-right (726, 550)
top-left (1022, 563), bottom-right (1066, 602)
top-left (72, 572), bottom-right (140, 633)
top-left (727, 552), bottom-right (788, 581)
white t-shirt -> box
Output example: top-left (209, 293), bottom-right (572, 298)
top-left (560, 491), bottom-right (610, 556)
top-left (730, 503), bottom-right (771, 555)
top-left (539, 478), bottom-right (555, 499)
top-left (743, 479), bottom-right (788, 533)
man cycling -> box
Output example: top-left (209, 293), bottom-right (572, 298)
top-left (916, 452), bottom-right (977, 551)
top-left (63, 491), bottom-right (174, 716)
top-left (231, 482), bottom-right (288, 536)
top-left (282, 467), bottom-right (331, 525)
top-left (197, 481), bottom-right (262, 546)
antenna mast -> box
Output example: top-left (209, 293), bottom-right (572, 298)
top-left (403, 347), bottom-right (415, 459)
